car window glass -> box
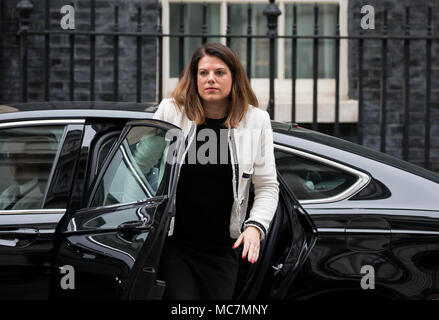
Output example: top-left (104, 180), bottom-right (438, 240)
top-left (275, 126), bottom-right (439, 184)
top-left (96, 137), bottom-right (118, 174)
top-left (90, 126), bottom-right (172, 207)
top-left (275, 149), bottom-right (358, 201)
top-left (0, 126), bottom-right (64, 210)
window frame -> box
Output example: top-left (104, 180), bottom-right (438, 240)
top-left (274, 143), bottom-right (370, 204)
top-left (89, 144), bottom-right (156, 208)
top-left (87, 123), bottom-right (179, 210)
top-left (160, 0), bottom-right (357, 123)
top-left (0, 119), bottom-right (85, 214)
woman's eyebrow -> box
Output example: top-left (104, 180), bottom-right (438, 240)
top-left (198, 67), bottom-right (227, 71)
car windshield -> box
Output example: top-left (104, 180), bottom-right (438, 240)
top-left (273, 123), bottom-right (439, 184)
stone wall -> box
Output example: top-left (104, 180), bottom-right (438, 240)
top-left (348, 0), bottom-right (439, 171)
top-left (0, 0), bottom-right (159, 104)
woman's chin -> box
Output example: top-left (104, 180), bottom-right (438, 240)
top-left (201, 96), bottom-right (228, 104)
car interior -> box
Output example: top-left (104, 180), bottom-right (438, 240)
top-left (0, 127), bottom-right (62, 210)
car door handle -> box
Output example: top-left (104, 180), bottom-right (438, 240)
top-left (117, 221), bottom-right (149, 242)
top-left (117, 220), bottom-right (148, 231)
top-left (0, 228), bottom-right (39, 247)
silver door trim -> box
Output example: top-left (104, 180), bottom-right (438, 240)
top-left (317, 227), bottom-right (439, 236)
top-left (317, 228), bottom-right (390, 234)
top-left (345, 228), bottom-right (391, 234)
top-left (0, 209), bottom-right (66, 215)
top-left (0, 119), bottom-right (85, 129)
top-left (316, 227), bottom-right (345, 234)
top-left (274, 144), bottom-right (371, 205)
top-left (391, 229), bottom-right (439, 236)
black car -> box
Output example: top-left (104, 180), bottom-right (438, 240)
top-left (0, 102), bottom-right (438, 300)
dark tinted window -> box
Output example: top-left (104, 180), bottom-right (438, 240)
top-left (96, 137), bottom-right (118, 174)
top-left (275, 126), bottom-right (439, 184)
top-left (275, 149), bottom-right (358, 201)
top-left (0, 126), bottom-right (64, 210)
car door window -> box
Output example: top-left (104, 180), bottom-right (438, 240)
top-left (96, 136), bottom-right (118, 174)
top-left (275, 149), bottom-right (358, 201)
top-left (90, 126), bottom-right (172, 208)
top-left (0, 126), bottom-right (64, 210)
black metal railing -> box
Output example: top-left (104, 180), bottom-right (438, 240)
top-left (4, 0), bottom-right (438, 170)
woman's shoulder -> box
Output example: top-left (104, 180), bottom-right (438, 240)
top-left (158, 98), bottom-right (180, 111)
top-left (246, 105), bottom-right (268, 117)
top-left (241, 105), bottom-right (270, 127)
top-left (154, 98), bottom-right (182, 121)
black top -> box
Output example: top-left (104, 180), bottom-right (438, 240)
top-left (173, 116), bottom-right (234, 246)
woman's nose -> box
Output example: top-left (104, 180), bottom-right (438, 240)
top-left (207, 72), bottom-right (215, 82)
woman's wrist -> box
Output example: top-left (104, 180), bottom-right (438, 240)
top-left (244, 221), bottom-right (266, 240)
top-left (245, 225), bottom-right (262, 240)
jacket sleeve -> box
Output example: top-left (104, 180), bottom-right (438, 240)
top-left (243, 111), bottom-right (279, 239)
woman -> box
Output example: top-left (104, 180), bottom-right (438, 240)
top-left (155, 43), bottom-right (279, 300)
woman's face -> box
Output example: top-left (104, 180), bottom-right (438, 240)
top-left (197, 55), bottom-right (233, 104)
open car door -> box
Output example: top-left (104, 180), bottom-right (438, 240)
top-left (234, 172), bottom-right (317, 299)
top-left (51, 119), bottom-right (183, 299)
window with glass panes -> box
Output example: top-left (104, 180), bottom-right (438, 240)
top-left (167, 1), bottom-right (339, 79)
top-left (162, 0), bottom-right (353, 124)
top-left (169, 2), bottom-right (221, 77)
top-left (284, 3), bottom-right (338, 79)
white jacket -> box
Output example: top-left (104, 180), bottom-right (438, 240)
top-left (153, 98), bottom-right (279, 239)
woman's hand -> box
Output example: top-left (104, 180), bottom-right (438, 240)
top-left (232, 226), bottom-right (261, 264)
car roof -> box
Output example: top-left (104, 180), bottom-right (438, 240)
top-left (0, 101), bottom-right (157, 121)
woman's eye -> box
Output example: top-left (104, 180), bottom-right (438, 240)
top-left (216, 71), bottom-right (225, 76)
top-left (199, 71), bottom-right (207, 76)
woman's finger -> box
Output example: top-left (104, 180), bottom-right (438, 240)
top-left (250, 244), bottom-right (256, 261)
top-left (253, 246), bottom-right (259, 263)
top-left (232, 233), bottom-right (243, 249)
top-left (242, 236), bottom-right (250, 260)
top-left (249, 243), bottom-right (259, 263)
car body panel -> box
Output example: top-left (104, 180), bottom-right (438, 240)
top-left (273, 127), bottom-right (439, 300)
top-left (0, 211), bottom-right (64, 299)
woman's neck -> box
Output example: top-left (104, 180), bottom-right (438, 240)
top-left (203, 100), bottom-right (229, 119)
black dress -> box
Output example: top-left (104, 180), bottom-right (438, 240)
top-left (158, 116), bottom-right (239, 300)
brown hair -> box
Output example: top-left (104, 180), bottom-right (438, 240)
top-left (171, 42), bottom-right (258, 128)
